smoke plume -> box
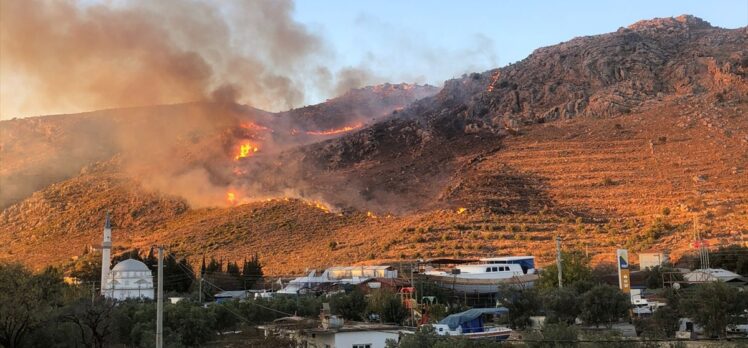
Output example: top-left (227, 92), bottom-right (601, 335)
top-left (0, 0), bottom-right (331, 117)
top-left (0, 0), bottom-right (454, 211)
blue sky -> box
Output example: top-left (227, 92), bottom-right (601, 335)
top-left (292, 0), bottom-right (747, 87)
top-left (1, 1), bottom-right (745, 118)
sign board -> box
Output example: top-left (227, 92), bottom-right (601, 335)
top-left (616, 249), bottom-right (630, 293)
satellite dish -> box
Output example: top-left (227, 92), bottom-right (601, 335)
top-left (673, 282), bottom-right (681, 290)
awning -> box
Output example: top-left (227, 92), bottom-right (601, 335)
top-left (438, 307), bottom-right (509, 330)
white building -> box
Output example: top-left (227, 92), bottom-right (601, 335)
top-left (638, 251), bottom-right (668, 269)
top-left (261, 320), bottom-right (401, 348)
top-left (303, 324), bottom-right (401, 348)
top-left (104, 259), bottom-right (155, 300)
top-left (99, 213), bottom-right (155, 300)
top-left (277, 266), bottom-right (398, 295)
top-left (683, 268), bottom-right (746, 285)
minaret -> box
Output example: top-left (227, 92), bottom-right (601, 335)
top-left (100, 212), bottom-right (112, 295)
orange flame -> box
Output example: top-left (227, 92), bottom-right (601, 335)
top-left (234, 143), bottom-right (259, 160)
top-left (456, 207), bottom-right (467, 214)
top-left (367, 211), bottom-right (377, 219)
top-left (227, 192), bottom-right (236, 205)
top-left (240, 122), bottom-right (269, 131)
top-left (304, 200), bottom-right (331, 213)
top-left (306, 122), bottom-right (363, 136)
top-left (486, 71), bottom-right (501, 93)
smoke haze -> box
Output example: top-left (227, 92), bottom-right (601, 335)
top-left (0, 0), bottom-right (374, 118)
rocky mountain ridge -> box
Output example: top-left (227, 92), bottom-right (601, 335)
top-left (1, 16), bottom-right (746, 273)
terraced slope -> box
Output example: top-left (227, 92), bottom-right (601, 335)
top-left (2, 16), bottom-right (746, 273)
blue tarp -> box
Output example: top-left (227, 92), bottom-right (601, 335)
top-left (438, 308), bottom-right (509, 331)
top-left (513, 258), bottom-right (535, 274)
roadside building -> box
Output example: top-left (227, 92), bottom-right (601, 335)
top-left (638, 250), bottom-right (669, 269)
top-left (683, 268), bottom-right (747, 286)
top-left (260, 318), bottom-right (402, 348)
top-left (302, 323), bottom-right (402, 348)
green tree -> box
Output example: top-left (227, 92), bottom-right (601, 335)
top-left (680, 282), bottom-right (748, 337)
top-left (579, 284), bottom-right (630, 328)
top-left (226, 261), bottom-right (241, 276)
top-left (386, 325), bottom-right (439, 348)
top-left (0, 264), bottom-right (66, 348)
top-left (526, 323), bottom-right (578, 348)
top-left (241, 254), bottom-right (264, 289)
top-left (636, 306), bottom-right (680, 339)
top-left (368, 289), bottom-right (408, 324)
top-left (206, 257), bottom-right (222, 273)
top-left (497, 285), bottom-right (541, 329)
top-left (61, 297), bottom-right (116, 348)
top-left (166, 256), bottom-right (195, 293)
top-left (165, 301), bottom-right (216, 346)
top-left (707, 245), bottom-right (748, 275)
top-left (330, 289), bottom-right (367, 321)
top-left (541, 287), bottom-right (580, 325)
top-left (537, 250), bottom-right (592, 289)
top-left (110, 299), bottom-right (155, 347)
top-left (66, 250), bottom-right (103, 283)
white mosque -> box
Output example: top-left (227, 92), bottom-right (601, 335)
top-left (100, 213), bottom-right (154, 300)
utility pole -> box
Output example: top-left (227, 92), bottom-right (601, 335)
top-left (556, 236), bottom-right (563, 288)
top-left (198, 277), bottom-right (203, 304)
top-left (156, 246), bottom-right (164, 348)
top-left (411, 261), bottom-right (416, 326)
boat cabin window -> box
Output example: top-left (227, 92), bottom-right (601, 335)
top-left (486, 267), bottom-right (491, 272)
top-left (492, 267), bottom-right (498, 272)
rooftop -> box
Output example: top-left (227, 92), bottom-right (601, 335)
top-left (306, 323), bottom-right (402, 334)
top-left (111, 259), bottom-right (151, 272)
top-left (327, 265), bottom-right (393, 271)
top-left (479, 256), bottom-right (534, 261)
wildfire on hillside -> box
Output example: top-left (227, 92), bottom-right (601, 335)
top-left (240, 122), bottom-right (270, 131)
top-left (304, 200), bottom-right (332, 213)
top-left (234, 143), bottom-right (259, 160)
top-left (227, 192), bottom-right (237, 205)
top-left (486, 71), bottom-right (501, 92)
top-left (306, 122), bottom-right (363, 136)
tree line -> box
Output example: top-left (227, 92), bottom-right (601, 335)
top-left (62, 247), bottom-right (264, 294)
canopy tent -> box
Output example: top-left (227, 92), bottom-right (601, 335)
top-left (438, 307), bottom-right (509, 332)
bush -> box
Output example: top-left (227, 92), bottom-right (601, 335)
top-left (367, 289), bottom-right (408, 324)
top-left (643, 217), bottom-right (675, 240)
top-left (330, 289), bottom-right (367, 321)
top-left (537, 250), bottom-right (592, 290)
top-left (526, 323), bottom-right (578, 348)
top-left (680, 281), bottom-right (748, 337)
top-left (580, 284), bottom-right (630, 328)
top-left (541, 287), bottom-right (580, 325)
top-left (497, 285), bottom-right (541, 329)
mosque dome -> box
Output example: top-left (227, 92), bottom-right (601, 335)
top-left (112, 259), bottom-right (151, 272)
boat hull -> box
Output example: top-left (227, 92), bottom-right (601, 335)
top-left (422, 274), bottom-right (538, 294)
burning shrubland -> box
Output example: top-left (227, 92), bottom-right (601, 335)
top-left (0, 0), bottom-right (439, 211)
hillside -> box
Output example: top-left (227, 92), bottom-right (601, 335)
top-left (1, 15), bottom-right (746, 273)
top-left (0, 84), bottom-right (437, 209)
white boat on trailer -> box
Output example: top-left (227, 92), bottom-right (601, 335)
top-left (432, 308), bottom-right (512, 340)
top-left (422, 256), bottom-right (538, 294)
